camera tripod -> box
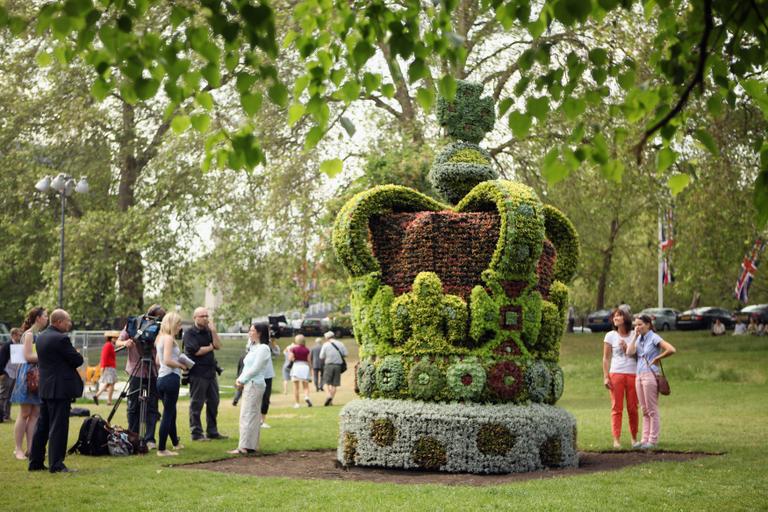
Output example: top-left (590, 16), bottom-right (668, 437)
top-left (107, 348), bottom-right (157, 453)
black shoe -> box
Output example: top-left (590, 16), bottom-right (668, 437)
top-left (192, 435), bottom-right (209, 442)
top-left (232, 400), bottom-right (238, 406)
top-left (305, 398), bottom-right (313, 407)
top-left (92, 396), bottom-right (99, 406)
top-left (324, 397), bottom-right (333, 406)
top-left (51, 466), bottom-right (77, 473)
top-left (207, 433), bottom-right (228, 440)
top-left (28, 465), bottom-right (48, 472)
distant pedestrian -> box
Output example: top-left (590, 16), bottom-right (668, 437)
top-left (93, 331), bottom-right (119, 406)
top-left (0, 328), bottom-right (22, 422)
top-left (319, 331), bottom-right (347, 407)
top-left (310, 337), bottom-right (324, 392)
top-left (288, 334), bottom-right (312, 408)
top-left (567, 306), bottom-right (575, 333)
top-left (281, 338), bottom-right (297, 395)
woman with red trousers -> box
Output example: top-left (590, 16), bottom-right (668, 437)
top-left (602, 307), bottom-right (640, 449)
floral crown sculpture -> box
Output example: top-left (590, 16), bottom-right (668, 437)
top-left (332, 80), bottom-right (580, 474)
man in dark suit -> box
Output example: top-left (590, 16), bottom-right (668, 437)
top-left (28, 309), bottom-right (84, 473)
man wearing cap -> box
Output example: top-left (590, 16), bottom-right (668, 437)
top-left (319, 331), bottom-right (347, 406)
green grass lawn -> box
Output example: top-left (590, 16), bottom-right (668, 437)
top-left (2, 332), bottom-right (766, 511)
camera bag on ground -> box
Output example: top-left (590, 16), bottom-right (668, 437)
top-left (68, 415), bottom-right (110, 456)
top-left (107, 425), bottom-right (143, 456)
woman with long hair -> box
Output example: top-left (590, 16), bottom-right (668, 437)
top-left (602, 307), bottom-right (639, 449)
top-left (627, 314), bottom-right (677, 449)
top-left (11, 307), bottom-right (47, 460)
top-left (228, 323), bottom-right (272, 455)
top-left (154, 312), bottom-right (189, 456)
top-left (258, 325), bottom-right (280, 429)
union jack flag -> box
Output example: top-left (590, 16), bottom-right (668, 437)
top-left (662, 257), bottom-right (673, 285)
top-left (735, 239), bottom-right (766, 304)
top-left (660, 207), bottom-right (675, 251)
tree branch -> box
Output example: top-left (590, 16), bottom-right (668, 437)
top-left (634, 0), bottom-right (713, 163)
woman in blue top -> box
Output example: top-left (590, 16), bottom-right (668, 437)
top-left (627, 314), bottom-right (677, 449)
top-left (228, 323), bottom-right (272, 455)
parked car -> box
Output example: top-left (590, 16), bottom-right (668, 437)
top-left (638, 308), bottom-right (680, 331)
top-left (586, 309), bottom-right (613, 332)
top-left (268, 314), bottom-right (295, 338)
top-left (735, 304), bottom-right (768, 324)
top-left (677, 307), bottom-right (735, 330)
top-left (299, 318), bottom-right (331, 337)
top-left (329, 313), bottom-right (353, 338)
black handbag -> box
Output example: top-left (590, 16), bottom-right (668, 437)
top-left (331, 342), bottom-right (347, 373)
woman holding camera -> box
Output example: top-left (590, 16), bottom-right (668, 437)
top-left (228, 323), bottom-right (272, 454)
top-left (155, 312), bottom-right (190, 456)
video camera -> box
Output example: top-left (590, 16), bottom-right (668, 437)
top-left (125, 315), bottom-right (161, 352)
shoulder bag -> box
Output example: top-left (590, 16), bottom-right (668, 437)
top-left (644, 355), bottom-right (670, 396)
top-left (331, 342), bottom-right (347, 373)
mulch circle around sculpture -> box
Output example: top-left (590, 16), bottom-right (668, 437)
top-left (180, 449), bottom-right (721, 486)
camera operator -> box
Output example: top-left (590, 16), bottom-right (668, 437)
top-left (183, 307), bottom-right (227, 441)
top-left (115, 304), bottom-right (164, 449)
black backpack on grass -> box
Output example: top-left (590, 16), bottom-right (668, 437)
top-left (68, 415), bottom-right (110, 456)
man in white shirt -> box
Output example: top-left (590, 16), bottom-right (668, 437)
top-left (319, 331), bottom-right (347, 406)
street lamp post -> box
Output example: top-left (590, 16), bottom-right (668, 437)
top-left (35, 173), bottom-right (89, 308)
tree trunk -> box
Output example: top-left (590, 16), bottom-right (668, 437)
top-left (595, 216), bottom-right (621, 310)
top-left (116, 102), bottom-right (145, 312)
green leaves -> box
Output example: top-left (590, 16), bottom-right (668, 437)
top-left (655, 147), bottom-right (677, 172)
top-left (667, 173), bottom-right (690, 196)
top-left (526, 96), bottom-right (549, 121)
top-left (541, 149), bottom-right (569, 185)
top-left (268, 83), bottom-right (289, 108)
top-left (241, 92), bottom-right (263, 116)
top-left (755, 168), bottom-right (768, 229)
top-left (742, 79), bottom-right (768, 117)
top-left (416, 87), bottom-right (435, 111)
top-left (694, 129), bottom-right (719, 157)
top-left (508, 111), bottom-right (532, 139)
top-left (288, 103), bottom-right (306, 126)
top-left (320, 158), bottom-right (343, 178)
top-left (171, 115), bottom-right (190, 134)
top-left (561, 97), bottom-right (586, 121)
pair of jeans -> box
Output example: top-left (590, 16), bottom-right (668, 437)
top-left (188, 374), bottom-right (219, 438)
top-left (157, 373), bottom-right (181, 451)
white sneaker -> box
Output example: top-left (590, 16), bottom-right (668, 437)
top-left (293, 403), bottom-right (300, 409)
top-left (261, 423), bottom-right (271, 429)
top-left (146, 441), bottom-right (157, 450)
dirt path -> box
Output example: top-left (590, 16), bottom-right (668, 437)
top-left (181, 449), bottom-right (720, 486)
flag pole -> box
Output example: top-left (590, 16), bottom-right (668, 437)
top-left (658, 209), bottom-right (664, 308)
